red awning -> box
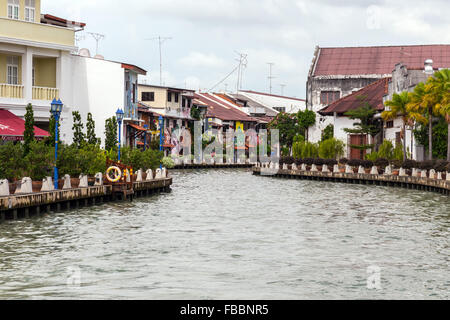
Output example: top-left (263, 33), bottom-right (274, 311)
top-left (0, 109), bottom-right (49, 141)
top-left (128, 123), bottom-right (147, 131)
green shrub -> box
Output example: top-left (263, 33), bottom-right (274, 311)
top-left (366, 152), bottom-right (378, 161)
top-left (23, 141), bottom-right (54, 180)
top-left (318, 138), bottom-right (345, 160)
top-left (393, 144), bottom-right (404, 161)
top-left (161, 156), bottom-right (175, 169)
top-left (378, 140), bottom-right (394, 160)
top-left (301, 142), bottom-right (319, 158)
top-left (0, 142), bottom-right (25, 181)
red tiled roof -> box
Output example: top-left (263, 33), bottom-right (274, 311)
top-left (319, 78), bottom-right (390, 116)
top-left (313, 45), bottom-right (450, 76)
top-left (0, 109), bottom-right (49, 140)
top-left (194, 93), bottom-right (257, 122)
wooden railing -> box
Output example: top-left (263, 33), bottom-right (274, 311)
top-left (32, 87), bottom-right (59, 101)
top-left (0, 84), bottom-right (24, 99)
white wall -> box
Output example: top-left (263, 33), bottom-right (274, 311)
top-left (385, 117), bottom-right (415, 159)
top-left (333, 116), bottom-right (353, 157)
top-left (67, 55), bottom-right (125, 146)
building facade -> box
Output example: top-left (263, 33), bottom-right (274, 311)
top-left (306, 45), bottom-right (450, 143)
top-left (0, 0), bottom-right (84, 132)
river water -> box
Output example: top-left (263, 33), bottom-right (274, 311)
top-left (0, 169), bottom-right (448, 299)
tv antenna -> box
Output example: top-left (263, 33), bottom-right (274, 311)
top-left (235, 51), bottom-right (248, 92)
top-left (267, 62), bottom-right (276, 94)
top-left (146, 36), bottom-right (173, 86)
top-left (88, 32), bottom-right (105, 56)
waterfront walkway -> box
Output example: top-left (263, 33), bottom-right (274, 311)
top-left (253, 167), bottom-right (450, 196)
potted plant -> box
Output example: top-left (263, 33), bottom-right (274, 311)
top-left (402, 160), bottom-right (417, 176)
top-left (361, 160), bottom-right (374, 174)
top-left (338, 158), bottom-right (349, 173)
top-left (374, 158), bottom-right (389, 174)
top-left (347, 159), bottom-right (361, 173)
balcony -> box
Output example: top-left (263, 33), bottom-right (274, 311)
top-left (32, 87), bottom-right (59, 101)
top-left (0, 17), bottom-right (75, 49)
top-left (0, 84), bottom-right (24, 99)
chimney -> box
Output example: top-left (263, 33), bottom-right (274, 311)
top-left (424, 59), bottom-right (434, 75)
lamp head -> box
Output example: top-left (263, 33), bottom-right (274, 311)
top-left (51, 98), bottom-right (63, 115)
top-left (116, 108), bottom-right (124, 122)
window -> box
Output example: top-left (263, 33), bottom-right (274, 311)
top-left (167, 92), bottom-right (172, 102)
top-left (132, 83), bottom-right (136, 103)
top-left (7, 56), bottom-right (19, 85)
top-left (142, 92), bottom-right (155, 101)
top-left (32, 67), bottom-right (35, 86)
top-left (7, 0), bottom-right (19, 20)
top-left (24, 0), bottom-right (35, 22)
top-left (320, 91), bottom-right (341, 105)
top-left (274, 107), bottom-right (286, 113)
top-left (174, 93), bottom-right (179, 103)
top-left (386, 121), bottom-right (394, 128)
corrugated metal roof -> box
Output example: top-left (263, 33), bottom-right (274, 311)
top-left (194, 93), bottom-right (257, 122)
top-left (313, 45), bottom-right (450, 76)
top-left (319, 78), bottom-right (390, 116)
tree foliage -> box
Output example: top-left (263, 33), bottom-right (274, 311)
top-left (104, 116), bottom-right (118, 152)
top-left (72, 111), bottom-right (86, 148)
top-left (344, 96), bottom-right (381, 152)
top-left (86, 112), bottom-right (101, 145)
top-left (322, 124), bottom-right (334, 141)
top-left (23, 103), bottom-right (35, 156)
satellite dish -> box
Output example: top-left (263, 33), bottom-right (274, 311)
top-left (94, 54), bottom-right (104, 60)
top-left (79, 48), bottom-right (91, 57)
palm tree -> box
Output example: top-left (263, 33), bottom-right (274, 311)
top-left (382, 91), bottom-right (411, 161)
top-left (408, 82), bottom-right (440, 160)
top-left (427, 69), bottom-right (450, 160)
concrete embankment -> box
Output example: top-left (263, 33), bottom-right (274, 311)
top-left (173, 163), bottom-right (253, 170)
top-left (253, 167), bottom-right (450, 196)
top-left (0, 177), bottom-right (172, 222)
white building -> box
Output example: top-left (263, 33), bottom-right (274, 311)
top-left (0, 0), bottom-right (147, 147)
top-left (238, 90), bottom-right (306, 114)
top-left (0, 1), bottom-right (84, 135)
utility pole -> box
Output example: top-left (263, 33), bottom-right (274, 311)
top-left (267, 62), bottom-right (275, 94)
top-left (280, 84), bottom-right (286, 96)
top-left (146, 36), bottom-right (172, 86)
top-left (88, 32), bottom-right (105, 56)
top-left (235, 52), bottom-right (248, 92)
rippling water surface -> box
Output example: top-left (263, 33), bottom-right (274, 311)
top-left (0, 169), bottom-right (449, 299)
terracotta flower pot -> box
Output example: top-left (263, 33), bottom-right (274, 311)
top-left (32, 181), bottom-right (43, 192)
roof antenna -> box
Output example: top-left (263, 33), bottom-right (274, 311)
top-left (146, 36), bottom-right (173, 86)
top-left (88, 32), bottom-right (105, 56)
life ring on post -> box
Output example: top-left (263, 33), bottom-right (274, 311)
top-left (106, 166), bottom-right (122, 183)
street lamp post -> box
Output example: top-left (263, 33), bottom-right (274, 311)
top-left (50, 99), bottom-right (63, 190)
top-left (159, 115), bottom-right (164, 169)
top-left (116, 108), bottom-right (124, 162)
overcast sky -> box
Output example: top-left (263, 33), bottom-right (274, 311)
top-left (43, 0), bottom-right (450, 98)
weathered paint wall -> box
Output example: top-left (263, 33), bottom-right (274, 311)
top-left (306, 76), bottom-right (382, 143)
